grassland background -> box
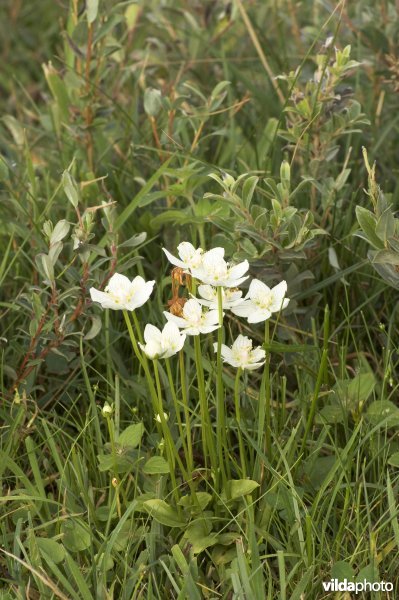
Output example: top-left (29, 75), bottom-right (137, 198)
top-left (1, 0), bottom-right (399, 598)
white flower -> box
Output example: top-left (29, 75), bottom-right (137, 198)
top-left (90, 273), bottom-right (155, 311)
top-left (163, 298), bottom-right (220, 335)
top-left (214, 334), bottom-right (266, 370)
top-left (231, 279), bottom-right (289, 323)
top-left (190, 247), bottom-right (249, 287)
top-left (163, 242), bottom-right (205, 270)
top-left (139, 322), bottom-right (186, 359)
top-left (196, 284), bottom-right (244, 310)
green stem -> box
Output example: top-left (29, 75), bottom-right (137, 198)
top-left (105, 415), bottom-right (121, 518)
top-left (132, 311), bottom-right (144, 344)
top-left (254, 368), bottom-right (267, 483)
top-left (234, 368), bottom-right (246, 477)
top-left (166, 358), bottom-right (192, 477)
top-left (153, 359), bottom-right (180, 508)
top-left (194, 335), bottom-right (217, 478)
top-left (216, 286), bottom-right (228, 487)
top-left (153, 361), bottom-right (193, 488)
top-left (179, 351), bottom-right (194, 473)
top-left (123, 310), bottom-right (158, 412)
top-left (300, 348), bottom-right (328, 458)
top-left (264, 319), bottom-right (272, 461)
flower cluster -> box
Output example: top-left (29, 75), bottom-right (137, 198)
top-left (89, 242), bottom-right (289, 369)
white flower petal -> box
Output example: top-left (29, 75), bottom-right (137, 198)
top-left (163, 312), bottom-right (187, 328)
top-left (143, 324), bottom-right (162, 344)
top-left (129, 280), bottom-right (155, 309)
top-left (200, 324), bottom-right (220, 333)
top-left (251, 347), bottom-right (266, 362)
top-left (183, 298), bottom-right (202, 322)
top-left (223, 275), bottom-right (249, 288)
top-left (247, 308), bottom-right (271, 323)
top-left (163, 247), bottom-right (187, 268)
top-left (183, 326), bottom-right (201, 336)
top-left (106, 273), bottom-right (132, 294)
top-left (90, 287), bottom-right (120, 310)
top-left (248, 278), bottom-right (270, 298)
top-left (227, 260), bottom-right (249, 281)
top-left (230, 300), bottom-right (255, 317)
top-left (198, 284), bottom-right (216, 302)
top-left (245, 361), bottom-right (265, 370)
top-left (203, 309), bottom-right (221, 326)
top-left (139, 339), bottom-right (162, 359)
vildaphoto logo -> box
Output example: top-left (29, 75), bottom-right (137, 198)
top-left (322, 579), bottom-right (393, 593)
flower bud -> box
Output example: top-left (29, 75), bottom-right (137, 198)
top-left (155, 412), bottom-right (169, 423)
top-left (102, 402), bottom-right (113, 417)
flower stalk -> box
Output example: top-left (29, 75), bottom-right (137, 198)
top-left (179, 351), bottom-right (194, 474)
top-left (194, 335), bottom-right (217, 477)
top-left (153, 359), bottom-right (180, 508)
top-left (234, 368), bottom-right (246, 477)
top-left (165, 358), bottom-right (193, 478)
top-left (216, 286), bottom-right (228, 487)
top-left (264, 319), bottom-right (272, 461)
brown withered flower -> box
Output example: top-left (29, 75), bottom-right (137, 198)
top-left (167, 295), bottom-right (187, 316)
top-left (171, 267), bottom-right (192, 292)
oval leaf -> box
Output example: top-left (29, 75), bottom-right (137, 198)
top-left (117, 423), bottom-right (144, 448)
top-left (142, 456), bottom-right (170, 475)
top-left (143, 499), bottom-right (185, 527)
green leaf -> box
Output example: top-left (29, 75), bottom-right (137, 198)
top-left (87, 0), bottom-right (99, 23)
top-left (143, 499), bottom-right (185, 527)
top-left (372, 249), bottom-right (399, 266)
top-left (84, 315), bottom-right (102, 341)
top-left (178, 492), bottom-right (212, 512)
top-left (241, 175), bottom-right (258, 209)
top-left (143, 88), bottom-right (162, 117)
top-left (61, 519), bottom-right (91, 552)
top-left (184, 521), bottom-right (218, 554)
top-left (117, 423), bottom-right (144, 448)
top-left (347, 372), bottom-right (375, 404)
top-left (43, 64), bottom-right (70, 123)
top-left (62, 170), bottom-right (80, 208)
top-left (142, 456), bottom-right (170, 475)
top-left (366, 401), bottom-right (399, 427)
top-left (331, 561), bottom-right (354, 580)
top-left (39, 253), bottom-right (54, 282)
top-left (304, 456), bottom-right (336, 489)
top-left (210, 80), bottom-right (230, 100)
top-left (2, 115), bottom-right (24, 146)
top-left (388, 452), bottom-right (399, 467)
top-left (94, 552), bottom-right (114, 572)
top-left (50, 220), bottom-right (70, 245)
top-left (356, 564), bottom-right (379, 582)
top-left (36, 538), bottom-right (65, 564)
top-left (315, 405), bottom-right (344, 424)
top-left (97, 452), bottom-right (137, 474)
top-left (222, 479), bottom-right (259, 501)
top-left (355, 206), bottom-right (384, 249)
top-left (375, 207), bottom-right (395, 242)
top-left (368, 253), bottom-right (399, 289)
top-left (118, 232), bottom-right (147, 248)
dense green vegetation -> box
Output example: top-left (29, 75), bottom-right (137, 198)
top-left (1, 1), bottom-right (399, 598)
